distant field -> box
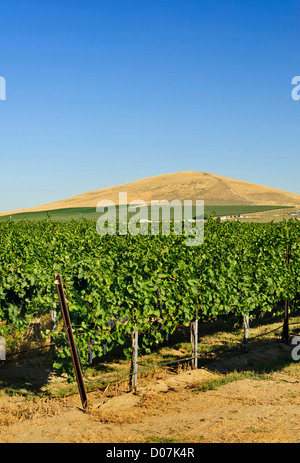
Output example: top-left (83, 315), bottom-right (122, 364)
top-left (0, 207), bottom-right (98, 222)
top-left (202, 205), bottom-right (293, 219)
top-left (0, 205), bottom-right (293, 222)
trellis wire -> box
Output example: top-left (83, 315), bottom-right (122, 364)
top-left (1, 267), bottom-right (299, 396)
top-left (74, 320), bottom-right (300, 387)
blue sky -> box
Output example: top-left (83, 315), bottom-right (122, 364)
top-left (0, 0), bottom-right (300, 211)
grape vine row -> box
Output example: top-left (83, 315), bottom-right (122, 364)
top-left (0, 217), bottom-right (299, 379)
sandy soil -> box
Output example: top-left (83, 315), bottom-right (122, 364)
top-left (0, 341), bottom-right (299, 444)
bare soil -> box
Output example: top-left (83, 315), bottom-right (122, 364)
top-left (0, 339), bottom-right (299, 444)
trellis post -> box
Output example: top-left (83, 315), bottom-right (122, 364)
top-left (281, 247), bottom-right (290, 345)
top-left (190, 311), bottom-right (199, 369)
top-left (54, 274), bottom-right (87, 410)
top-left (243, 314), bottom-right (249, 352)
top-left (130, 330), bottom-right (138, 391)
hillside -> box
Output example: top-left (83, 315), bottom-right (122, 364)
top-left (1, 171), bottom-right (300, 216)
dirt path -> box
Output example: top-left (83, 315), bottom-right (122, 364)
top-left (0, 343), bottom-right (299, 444)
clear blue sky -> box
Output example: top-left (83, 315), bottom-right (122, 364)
top-left (0, 0), bottom-right (300, 211)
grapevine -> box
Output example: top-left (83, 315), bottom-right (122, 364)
top-left (0, 217), bottom-right (299, 379)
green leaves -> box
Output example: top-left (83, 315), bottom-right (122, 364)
top-left (0, 218), bottom-right (299, 379)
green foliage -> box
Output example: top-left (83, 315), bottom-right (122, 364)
top-left (0, 217), bottom-right (299, 379)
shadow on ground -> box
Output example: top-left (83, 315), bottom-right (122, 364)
top-left (0, 314), bottom-right (299, 396)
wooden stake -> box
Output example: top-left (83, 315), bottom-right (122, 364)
top-left (281, 247), bottom-right (290, 345)
top-left (55, 274), bottom-right (87, 410)
top-left (129, 330), bottom-right (138, 391)
top-left (190, 315), bottom-right (198, 369)
top-left (243, 314), bottom-right (249, 352)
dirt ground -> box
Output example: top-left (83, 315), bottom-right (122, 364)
top-left (0, 340), bottom-right (299, 444)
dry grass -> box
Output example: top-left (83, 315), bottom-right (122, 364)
top-left (1, 171), bottom-right (300, 216)
top-left (0, 314), bottom-right (299, 438)
top-left (0, 398), bottom-right (62, 427)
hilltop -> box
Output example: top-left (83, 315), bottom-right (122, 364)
top-left (1, 171), bottom-right (300, 216)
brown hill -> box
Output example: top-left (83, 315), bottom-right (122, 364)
top-left (1, 171), bottom-right (300, 216)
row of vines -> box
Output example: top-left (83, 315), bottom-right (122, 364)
top-left (0, 217), bottom-right (299, 379)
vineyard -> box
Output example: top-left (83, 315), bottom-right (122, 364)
top-left (0, 217), bottom-right (299, 392)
